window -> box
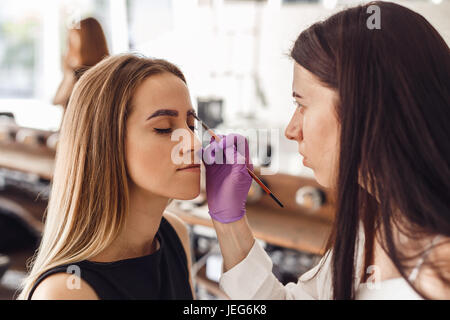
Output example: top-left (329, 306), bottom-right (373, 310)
top-left (0, 0), bottom-right (113, 131)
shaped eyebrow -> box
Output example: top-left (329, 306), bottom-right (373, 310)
top-left (146, 109), bottom-right (179, 120)
top-left (146, 108), bottom-right (197, 120)
top-left (187, 109), bottom-right (197, 117)
top-left (292, 91), bottom-right (304, 99)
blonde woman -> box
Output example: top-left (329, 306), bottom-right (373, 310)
top-left (17, 54), bottom-right (201, 299)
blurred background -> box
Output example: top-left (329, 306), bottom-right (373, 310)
top-left (0, 0), bottom-right (448, 300)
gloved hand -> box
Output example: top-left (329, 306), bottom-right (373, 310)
top-left (202, 133), bottom-right (253, 223)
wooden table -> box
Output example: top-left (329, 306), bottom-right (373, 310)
top-left (167, 202), bottom-right (332, 256)
top-left (0, 142), bottom-right (334, 256)
top-left (0, 143), bottom-right (334, 300)
top-left (167, 201), bottom-right (333, 299)
top-left (0, 142), bottom-right (55, 180)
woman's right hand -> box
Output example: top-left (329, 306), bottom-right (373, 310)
top-left (202, 133), bottom-right (253, 224)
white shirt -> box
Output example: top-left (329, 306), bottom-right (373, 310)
top-left (219, 224), bottom-right (423, 300)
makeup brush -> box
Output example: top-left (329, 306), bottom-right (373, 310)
top-left (194, 115), bottom-right (284, 208)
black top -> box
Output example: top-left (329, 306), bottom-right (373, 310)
top-left (28, 217), bottom-right (193, 300)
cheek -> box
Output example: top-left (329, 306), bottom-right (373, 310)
top-left (125, 136), bottom-right (201, 200)
top-left (304, 112), bottom-right (339, 183)
top-left (125, 136), bottom-right (174, 188)
top-left (304, 113), bottom-right (336, 153)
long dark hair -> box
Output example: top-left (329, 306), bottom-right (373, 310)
top-left (291, 1), bottom-right (450, 299)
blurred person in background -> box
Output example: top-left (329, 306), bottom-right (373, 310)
top-left (53, 17), bottom-right (109, 109)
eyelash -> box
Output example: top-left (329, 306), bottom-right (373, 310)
top-left (154, 126), bottom-right (197, 135)
top-left (293, 99), bottom-right (306, 111)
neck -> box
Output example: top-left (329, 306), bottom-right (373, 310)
top-left (90, 183), bottom-right (169, 263)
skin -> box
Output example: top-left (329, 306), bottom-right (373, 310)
top-left (287, 63), bottom-right (449, 296)
top-left (53, 30), bottom-right (81, 106)
top-left (32, 72), bottom-right (200, 299)
top-left (286, 63), bottom-right (410, 283)
top-left (66, 29), bottom-right (82, 70)
top-left (212, 62), bottom-right (449, 298)
top-left (285, 62), bottom-right (340, 188)
top-left (212, 62), bottom-right (343, 273)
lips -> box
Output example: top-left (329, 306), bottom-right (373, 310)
top-left (177, 164), bottom-right (201, 171)
top-left (299, 152), bottom-right (309, 166)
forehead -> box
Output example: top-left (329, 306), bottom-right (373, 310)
top-left (131, 72), bottom-right (191, 115)
top-left (292, 63), bottom-right (339, 114)
top-left (292, 62), bottom-right (321, 94)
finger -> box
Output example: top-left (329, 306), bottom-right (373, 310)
top-left (210, 134), bottom-right (225, 145)
top-left (202, 143), bottom-right (217, 165)
top-left (203, 135), bottom-right (226, 165)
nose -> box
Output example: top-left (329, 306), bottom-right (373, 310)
top-left (179, 126), bottom-right (202, 161)
top-left (192, 135), bottom-right (202, 161)
top-left (285, 108), bottom-right (303, 142)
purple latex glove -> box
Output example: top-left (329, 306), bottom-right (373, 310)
top-left (202, 133), bottom-right (254, 223)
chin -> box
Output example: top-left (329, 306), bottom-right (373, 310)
top-left (314, 171), bottom-right (331, 189)
top-left (173, 188), bottom-right (201, 200)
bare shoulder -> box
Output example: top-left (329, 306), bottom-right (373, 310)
top-left (30, 271), bottom-right (99, 300)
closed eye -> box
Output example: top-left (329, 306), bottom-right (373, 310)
top-left (154, 125), bottom-right (197, 135)
top-left (154, 128), bottom-right (172, 134)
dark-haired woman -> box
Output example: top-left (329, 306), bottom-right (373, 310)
top-left (202, 1), bottom-right (450, 299)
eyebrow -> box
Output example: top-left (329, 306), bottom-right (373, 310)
top-left (187, 109), bottom-right (197, 117)
top-left (292, 91), bottom-right (304, 99)
top-left (146, 108), bottom-right (197, 120)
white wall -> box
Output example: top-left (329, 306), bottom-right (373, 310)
top-left (1, 0), bottom-right (448, 176)
top-left (256, 0), bottom-right (450, 175)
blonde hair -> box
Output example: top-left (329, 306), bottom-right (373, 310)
top-left (17, 54), bottom-right (186, 299)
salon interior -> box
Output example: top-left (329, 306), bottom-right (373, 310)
top-left (0, 0), bottom-right (448, 300)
